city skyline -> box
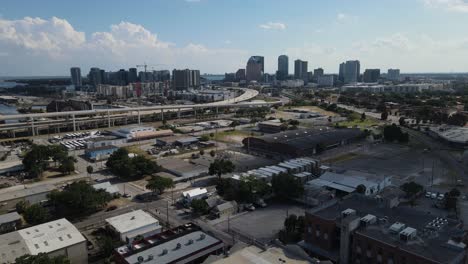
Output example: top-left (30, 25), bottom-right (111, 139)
top-left (2, 0), bottom-right (468, 76)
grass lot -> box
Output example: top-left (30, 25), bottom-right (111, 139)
top-left (124, 145), bottom-right (151, 158)
top-left (212, 130), bottom-right (255, 143)
top-left (337, 118), bottom-right (380, 130)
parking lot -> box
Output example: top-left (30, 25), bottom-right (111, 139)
top-left (213, 202), bottom-right (304, 244)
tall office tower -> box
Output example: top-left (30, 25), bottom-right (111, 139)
top-left (70, 67), bottom-right (82, 87)
top-left (246, 56), bottom-right (263, 82)
top-left (277, 55), bottom-right (289, 80)
top-left (88, 67), bottom-right (102, 86)
top-left (363, 69), bottom-right (381, 83)
top-left (314, 68), bottom-right (324, 78)
top-left (100, 69), bottom-right (107, 84)
top-left (387, 69), bottom-right (400, 81)
top-left (294, 59), bottom-right (308, 82)
top-left (339, 62), bottom-right (346, 82)
top-left (128, 68), bottom-right (138, 83)
top-left (250, 55), bottom-right (264, 73)
top-left (344, 60), bottom-right (360, 84)
top-left (236, 69), bottom-right (246, 81)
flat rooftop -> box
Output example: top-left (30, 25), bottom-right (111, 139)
top-left (106, 210), bottom-right (159, 234)
top-left (309, 194), bottom-right (465, 263)
top-left (0, 184), bottom-right (55, 202)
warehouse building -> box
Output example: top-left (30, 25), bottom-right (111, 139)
top-left (0, 184), bottom-right (55, 213)
top-left (85, 145), bottom-right (118, 161)
top-left (0, 218), bottom-right (87, 263)
top-left (106, 210), bottom-right (162, 243)
top-left (242, 128), bottom-right (364, 157)
top-left (112, 126), bottom-right (173, 141)
top-left (113, 223), bottom-right (223, 264)
top-left (301, 194), bottom-right (466, 264)
top-left (0, 212), bottom-right (21, 234)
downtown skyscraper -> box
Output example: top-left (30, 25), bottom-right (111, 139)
top-left (277, 55), bottom-right (289, 80)
top-left (70, 67), bottom-right (82, 87)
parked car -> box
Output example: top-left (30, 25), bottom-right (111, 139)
top-left (430, 193), bottom-right (437, 199)
top-left (437, 194), bottom-right (445, 201)
top-left (425, 192), bottom-right (432, 198)
top-left (254, 199), bottom-right (267, 208)
top-left (244, 204), bottom-right (255, 211)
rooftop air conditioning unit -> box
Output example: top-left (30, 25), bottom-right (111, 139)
top-left (342, 208), bottom-right (356, 219)
top-left (360, 214), bottom-right (377, 227)
top-left (389, 222), bottom-right (406, 234)
top-left (399, 227), bottom-right (417, 242)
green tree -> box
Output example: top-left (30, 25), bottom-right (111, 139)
top-left (400, 181), bottom-right (423, 198)
top-left (279, 214), bottom-right (305, 244)
top-left (200, 134), bottom-right (210, 142)
top-left (199, 149), bottom-right (205, 156)
top-left (15, 200), bottom-right (29, 214)
top-left (86, 165), bottom-right (94, 176)
top-left (16, 253), bottom-right (70, 264)
top-left (59, 156), bottom-right (77, 175)
top-left (209, 159), bottom-right (235, 180)
top-left (22, 145), bottom-right (51, 178)
top-left (190, 199), bottom-right (209, 215)
top-left (271, 174), bottom-right (304, 200)
top-left (210, 150), bottom-right (216, 157)
top-left (23, 204), bottom-right (50, 225)
top-left (361, 112), bottom-right (366, 121)
top-left (48, 181), bottom-right (113, 218)
top-left (146, 176), bottom-right (174, 196)
top-left (356, 184), bottom-right (367, 194)
top-left (381, 111), bottom-right (388, 121)
top-left (106, 148), bottom-right (160, 180)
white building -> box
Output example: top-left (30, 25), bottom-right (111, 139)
top-left (106, 210), bottom-right (162, 243)
top-left (317, 75), bottom-right (334, 87)
top-left (182, 188), bottom-right (208, 202)
top-left (0, 218), bottom-right (87, 264)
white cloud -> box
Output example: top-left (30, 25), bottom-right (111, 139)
top-left (259, 22), bottom-right (286, 30)
top-left (336, 13), bottom-right (358, 24)
top-left (422, 0), bottom-right (468, 12)
top-left (0, 17), bottom-right (248, 75)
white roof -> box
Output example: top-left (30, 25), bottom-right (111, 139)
top-left (17, 218), bottom-right (86, 255)
top-left (0, 184), bottom-right (55, 202)
top-left (182, 188), bottom-right (207, 199)
top-left (106, 210), bottom-right (159, 234)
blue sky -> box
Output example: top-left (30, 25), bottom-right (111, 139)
top-left (1, 0), bottom-right (468, 75)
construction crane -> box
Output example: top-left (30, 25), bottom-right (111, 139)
top-left (136, 63), bottom-right (168, 73)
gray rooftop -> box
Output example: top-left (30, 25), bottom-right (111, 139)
top-left (0, 212), bottom-right (21, 225)
top-left (0, 185), bottom-right (55, 202)
top-left (309, 194), bottom-right (465, 263)
top-left (123, 230), bottom-right (222, 264)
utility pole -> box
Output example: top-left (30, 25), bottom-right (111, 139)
top-left (166, 200), bottom-right (169, 228)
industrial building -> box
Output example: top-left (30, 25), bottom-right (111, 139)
top-left (112, 126), bottom-right (173, 141)
top-left (0, 212), bottom-right (21, 234)
top-left (0, 160), bottom-right (24, 175)
top-left (0, 218), bottom-right (87, 263)
top-left (428, 125), bottom-right (468, 148)
top-left (158, 158), bottom-right (208, 180)
top-left (85, 145), bottom-right (118, 161)
top-left (182, 188), bottom-right (209, 203)
top-left (242, 128), bottom-right (364, 157)
top-left (257, 120), bottom-right (284, 133)
top-left (307, 171), bottom-right (392, 196)
top-left (300, 194), bottom-right (466, 264)
top-left (113, 223), bottom-right (223, 264)
top-left (0, 184), bottom-right (55, 213)
top-left (106, 210), bottom-right (162, 243)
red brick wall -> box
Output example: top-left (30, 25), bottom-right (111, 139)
top-left (304, 212), bottom-right (338, 251)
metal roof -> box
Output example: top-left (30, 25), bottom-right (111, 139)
top-left (124, 230), bottom-right (222, 264)
top-left (0, 184), bottom-right (55, 202)
top-left (182, 188), bottom-right (208, 199)
top-left (0, 212), bottom-right (21, 225)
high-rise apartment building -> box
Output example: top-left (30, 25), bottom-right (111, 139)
top-left (128, 68), bottom-right (138, 83)
top-left (172, 69), bottom-right (200, 90)
top-left (246, 56), bottom-right (263, 82)
top-left (343, 60), bottom-right (360, 84)
top-left (363, 69), bottom-right (380, 83)
top-left (387, 69), bottom-right (400, 81)
top-left (70, 67), bottom-right (82, 87)
top-left (294, 59), bottom-right (308, 82)
top-left (313, 68), bottom-right (324, 78)
top-left (339, 62), bottom-right (346, 82)
top-left (277, 55), bottom-right (289, 80)
top-left (88, 67), bottom-right (102, 86)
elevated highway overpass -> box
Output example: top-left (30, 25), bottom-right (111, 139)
top-left (0, 88), bottom-right (278, 138)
